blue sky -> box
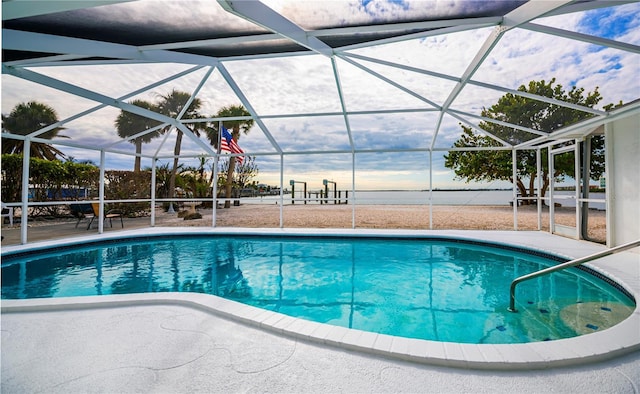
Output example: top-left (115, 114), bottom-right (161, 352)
top-left (579, 6), bottom-right (639, 40)
top-left (2, 1), bottom-right (639, 190)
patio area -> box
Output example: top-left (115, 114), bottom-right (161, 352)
top-left (2, 298), bottom-right (638, 393)
top-left (2, 229), bottom-right (639, 393)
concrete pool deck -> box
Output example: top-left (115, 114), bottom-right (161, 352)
top-left (2, 229), bottom-right (639, 392)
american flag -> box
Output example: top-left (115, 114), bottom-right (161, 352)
top-left (220, 126), bottom-right (244, 165)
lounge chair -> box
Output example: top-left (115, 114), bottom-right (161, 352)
top-left (69, 203), bottom-right (95, 229)
top-left (1, 202), bottom-right (14, 225)
top-left (89, 202), bottom-right (124, 229)
top-left (69, 203), bottom-right (124, 230)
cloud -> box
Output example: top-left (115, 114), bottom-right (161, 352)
top-left (2, 2), bottom-right (638, 189)
top-left (265, 0), bottom-right (522, 29)
top-left (576, 3), bottom-right (640, 41)
top-left (225, 55), bottom-right (340, 115)
top-left (472, 22), bottom-right (639, 108)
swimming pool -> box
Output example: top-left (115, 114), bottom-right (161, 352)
top-left (1, 233), bottom-right (634, 345)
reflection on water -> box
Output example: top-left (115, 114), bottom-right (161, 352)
top-left (1, 236), bottom-right (633, 344)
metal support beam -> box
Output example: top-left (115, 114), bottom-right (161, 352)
top-left (574, 139), bottom-right (581, 239)
top-left (279, 154), bottom-right (284, 228)
top-left (502, 0), bottom-right (575, 30)
top-left (536, 148), bottom-right (542, 230)
top-left (218, 0), bottom-right (333, 57)
top-left (151, 159), bottom-right (157, 227)
top-left (445, 111), bottom-right (511, 147)
top-left (337, 54), bottom-right (442, 110)
top-left (344, 52), bottom-right (605, 117)
top-left (512, 149), bottom-right (518, 230)
top-left (3, 65), bottom-right (217, 156)
top-left (20, 140), bottom-right (30, 244)
top-left (351, 151), bottom-right (356, 229)
top-left (98, 150), bottom-right (106, 234)
top-left (2, 29), bottom-right (220, 66)
top-left (216, 61), bottom-right (283, 154)
top-left (331, 57), bottom-right (355, 150)
top-left (436, 0), bottom-right (574, 145)
top-left (523, 23), bottom-right (640, 54)
top-left (30, 65), bottom-right (204, 140)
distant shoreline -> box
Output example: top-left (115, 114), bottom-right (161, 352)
top-left (246, 189), bottom-right (606, 209)
top-left (356, 188), bottom-right (512, 192)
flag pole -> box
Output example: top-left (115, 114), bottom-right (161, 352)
top-left (212, 121), bottom-right (222, 226)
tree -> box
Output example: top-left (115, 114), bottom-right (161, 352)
top-left (114, 99), bottom-right (162, 173)
top-left (444, 79), bottom-right (606, 200)
top-left (156, 90), bottom-right (208, 201)
top-left (234, 156), bottom-right (259, 191)
top-left (178, 165), bottom-right (211, 200)
top-left (216, 156), bottom-right (259, 197)
top-left (1, 153), bottom-right (99, 214)
top-left (208, 105), bottom-right (254, 208)
top-left (2, 101), bottom-right (67, 160)
top-left (150, 162), bottom-right (173, 199)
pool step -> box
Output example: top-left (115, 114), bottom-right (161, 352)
top-left (559, 302), bottom-right (634, 335)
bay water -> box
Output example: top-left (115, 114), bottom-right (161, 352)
top-left (249, 190), bottom-right (606, 209)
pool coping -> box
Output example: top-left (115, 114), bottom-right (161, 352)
top-left (2, 228), bottom-right (639, 370)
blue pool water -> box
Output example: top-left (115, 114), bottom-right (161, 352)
top-left (1, 236), bottom-right (634, 344)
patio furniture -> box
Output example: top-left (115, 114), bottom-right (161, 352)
top-left (69, 203), bottom-right (95, 228)
top-left (90, 202), bottom-right (124, 229)
top-left (1, 202), bottom-right (14, 225)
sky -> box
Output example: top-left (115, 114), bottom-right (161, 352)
top-left (2, 0), bottom-right (639, 191)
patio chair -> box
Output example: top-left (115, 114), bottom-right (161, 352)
top-left (69, 203), bottom-right (95, 228)
top-left (89, 202), bottom-right (124, 229)
top-left (1, 202), bottom-right (14, 225)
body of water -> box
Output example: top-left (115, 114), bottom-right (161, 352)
top-left (247, 190), bottom-right (606, 209)
top-left (1, 236), bottom-right (632, 343)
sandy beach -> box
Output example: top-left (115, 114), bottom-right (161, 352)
top-left (0, 203), bottom-right (606, 246)
top-left (159, 203), bottom-right (606, 242)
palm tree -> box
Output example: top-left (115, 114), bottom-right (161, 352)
top-left (150, 162), bottom-right (173, 200)
top-left (208, 105), bottom-right (254, 208)
top-left (155, 89), bottom-right (208, 201)
top-left (2, 101), bottom-right (67, 160)
top-left (114, 99), bottom-right (162, 173)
